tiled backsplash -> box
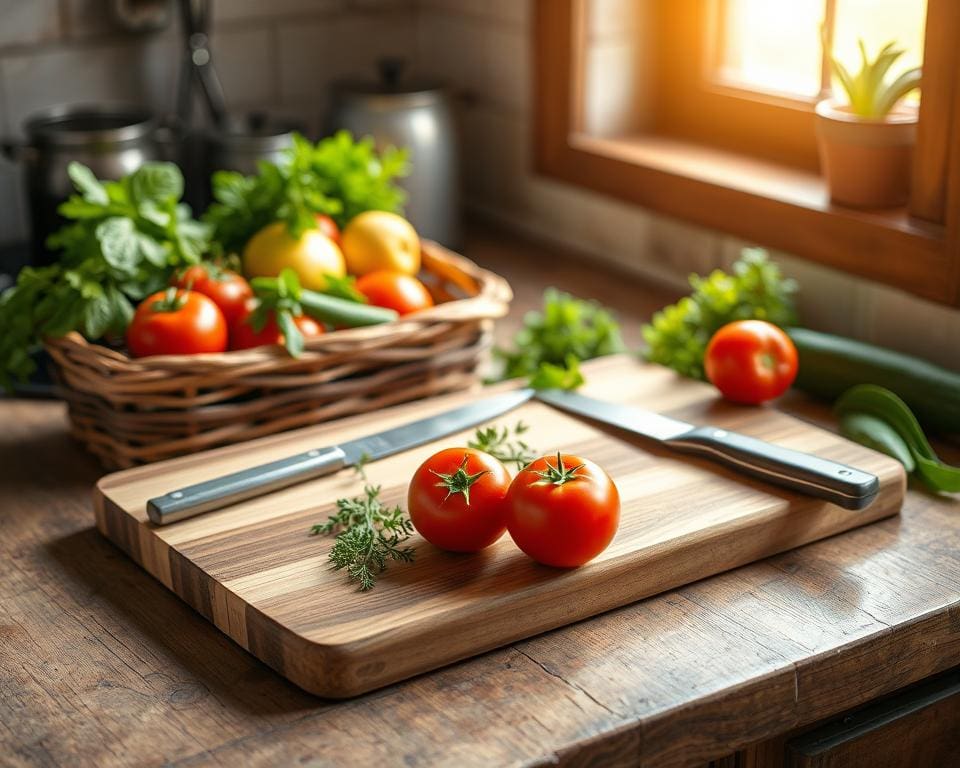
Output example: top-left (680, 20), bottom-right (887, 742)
top-left (0, 0), bottom-right (957, 367)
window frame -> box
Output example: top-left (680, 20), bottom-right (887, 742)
top-left (534, 0), bottom-right (960, 306)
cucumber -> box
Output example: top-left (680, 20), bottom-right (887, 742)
top-left (788, 327), bottom-right (960, 434)
top-left (299, 289), bottom-right (398, 327)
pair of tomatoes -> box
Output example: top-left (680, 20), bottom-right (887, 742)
top-left (408, 448), bottom-right (620, 568)
top-left (126, 265), bottom-right (323, 357)
top-left (126, 263), bottom-right (254, 357)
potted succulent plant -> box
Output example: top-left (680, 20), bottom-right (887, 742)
top-left (815, 41), bottom-right (921, 208)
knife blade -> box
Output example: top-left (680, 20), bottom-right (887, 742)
top-left (147, 388), bottom-right (535, 525)
top-left (536, 389), bottom-right (880, 510)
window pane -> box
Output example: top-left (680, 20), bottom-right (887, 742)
top-left (715, 0), bottom-right (825, 98)
top-left (832, 0), bottom-right (926, 106)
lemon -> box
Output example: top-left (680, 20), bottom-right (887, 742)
top-left (242, 222), bottom-right (345, 291)
top-left (341, 211), bottom-right (420, 276)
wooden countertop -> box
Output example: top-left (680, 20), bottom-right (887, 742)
top-left (3, 226), bottom-right (960, 767)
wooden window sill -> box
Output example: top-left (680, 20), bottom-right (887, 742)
top-left (545, 133), bottom-right (952, 303)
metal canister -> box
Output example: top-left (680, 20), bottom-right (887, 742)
top-left (327, 59), bottom-right (461, 248)
top-left (4, 104), bottom-right (160, 264)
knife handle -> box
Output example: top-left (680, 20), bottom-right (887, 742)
top-left (665, 427), bottom-right (880, 510)
top-left (146, 446), bottom-right (347, 525)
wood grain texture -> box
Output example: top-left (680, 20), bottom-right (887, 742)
top-left (4, 226), bottom-right (960, 768)
top-left (93, 355), bottom-right (904, 698)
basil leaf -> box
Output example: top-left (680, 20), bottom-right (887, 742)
top-left (130, 163), bottom-right (184, 204)
top-left (96, 217), bottom-right (140, 274)
top-left (82, 294), bottom-right (113, 339)
top-left (68, 162), bottom-right (109, 204)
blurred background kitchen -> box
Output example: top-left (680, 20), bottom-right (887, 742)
top-left (1, 0), bottom-right (957, 369)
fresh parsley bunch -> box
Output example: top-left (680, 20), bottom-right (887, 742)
top-left (204, 131), bottom-right (409, 257)
top-left (0, 162), bottom-right (209, 388)
top-left (642, 248), bottom-right (799, 380)
top-left (494, 288), bottom-right (624, 388)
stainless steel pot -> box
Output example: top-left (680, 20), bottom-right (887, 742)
top-left (3, 104), bottom-right (161, 265)
top-left (327, 59), bottom-right (461, 248)
top-left (206, 114), bottom-right (298, 176)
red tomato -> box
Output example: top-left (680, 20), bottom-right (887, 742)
top-left (505, 453), bottom-right (619, 568)
top-left (314, 214), bottom-right (341, 245)
top-left (704, 320), bottom-right (798, 404)
top-left (408, 448), bottom-right (511, 552)
top-left (355, 270), bottom-right (434, 316)
top-left (127, 289), bottom-right (228, 357)
top-left (230, 299), bottom-right (324, 350)
top-left (174, 265), bottom-right (253, 327)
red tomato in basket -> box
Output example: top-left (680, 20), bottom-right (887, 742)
top-left (355, 270), bottom-right (434, 315)
top-left (174, 264), bottom-right (253, 327)
top-left (127, 289), bottom-right (228, 357)
top-left (505, 453), bottom-right (620, 568)
top-left (408, 448), bottom-right (511, 552)
top-left (230, 299), bottom-right (324, 350)
top-left (704, 320), bottom-right (798, 404)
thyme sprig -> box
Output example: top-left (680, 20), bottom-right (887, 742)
top-left (469, 421), bottom-right (537, 470)
top-left (309, 458), bottom-right (415, 591)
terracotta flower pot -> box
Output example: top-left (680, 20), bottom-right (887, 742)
top-left (814, 99), bottom-right (918, 209)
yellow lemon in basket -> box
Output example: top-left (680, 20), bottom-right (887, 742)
top-left (341, 211), bottom-right (420, 276)
top-left (242, 221), bottom-right (345, 291)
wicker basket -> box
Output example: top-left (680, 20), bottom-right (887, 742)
top-left (45, 241), bottom-right (512, 469)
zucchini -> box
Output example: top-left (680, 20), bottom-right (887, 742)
top-left (788, 327), bottom-right (960, 434)
top-left (299, 289), bottom-right (398, 328)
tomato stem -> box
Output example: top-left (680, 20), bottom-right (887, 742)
top-left (430, 454), bottom-right (489, 504)
top-left (531, 451), bottom-right (584, 486)
top-left (150, 286), bottom-right (188, 313)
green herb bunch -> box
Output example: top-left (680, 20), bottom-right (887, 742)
top-left (642, 248), bottom-right (798, 380)
top-left (310, 482), bottom-right (416, 591)
top-left (0, 162), bottom-right (208, 388)
top-left (469, 421), bottom-right (537, 470)
top-left (204, 131), bottom-right (409, 257)
top-left (494, 288), bottom-right (624, 389)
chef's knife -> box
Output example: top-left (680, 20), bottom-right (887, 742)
top-left (536, 389), bottom-right (879, 510)
top-left (147, 388), bottom-right (535, 524)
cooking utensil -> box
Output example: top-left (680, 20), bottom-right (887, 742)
top-left (146, 388), bottom-right (534, 524)
top-left (175, 0), bottom-right (226, 128)
top-left (3, 104), bottom-right (160, 265)
top-left (327, 58), bottom-right (461, 247)
top-left (536, 389), bottom-right (880, 510)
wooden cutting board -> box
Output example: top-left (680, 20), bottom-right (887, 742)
top-left (94, 355), bottom-right (905, 698)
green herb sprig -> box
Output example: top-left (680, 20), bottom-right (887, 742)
top-left (309, 458), bottom-right (416, 591)
top-left (494, 288), bottom-right (623, 389)
top-left (469, 421), bottom-right (537, 470)
top-left (642, 248), bottom-right (798, 380)
top-left (0, 162), bottom-right (208, 388)
top-left (204, 131), bottom-right (409, 257)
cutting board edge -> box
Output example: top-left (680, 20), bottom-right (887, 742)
top-left (94, 471), bottom-right (904, 699)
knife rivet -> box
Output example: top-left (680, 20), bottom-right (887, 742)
top-left (171, 491), bottom-right (183, 499)
top-left (308, 450), bottom-right (320, 457)
top-left (713, 429), bottom-right (727, 438)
